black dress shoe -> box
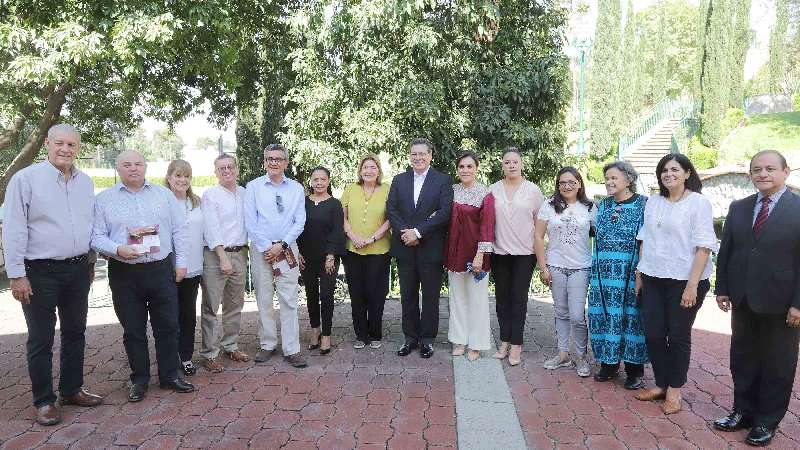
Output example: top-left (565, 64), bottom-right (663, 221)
top-left (593, 368), bottom-right (617, 382)
top-left (624, 375), bottom-right (645, 390)
top-left (745, 426), bottom-right (774, 447)
top-left (420, 344), bottom-right (434, 359)
top-left (713, 411), bottom-right (752, 432)
top-left (128, 384), bottom-right (148, 402)
top-left (397, 342), bottom-right (419, 357)
top-left (159, 378), bottom-right (195, 393)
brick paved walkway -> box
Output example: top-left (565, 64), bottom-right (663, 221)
top-left (0, 278), bottom-right (798, 449)
top-left (504, 296), bottom-right (800, 450)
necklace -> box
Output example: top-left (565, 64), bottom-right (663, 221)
top-left (362, 185), bottom-right (377, 224)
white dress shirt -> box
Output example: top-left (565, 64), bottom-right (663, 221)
top-left (2, 161), bottom-right (95, 278)
top-left (413, 167), bottom-right (430, 206)
top-left (637, 192), bottom-right (718, 280)
top-left (202, 184), bottom-right (248, 249)
top-left (243, 175), bottom-right (306, 253)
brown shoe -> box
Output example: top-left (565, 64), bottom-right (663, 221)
top-left (36, 404), bottom-right (61, 426)
top-left (284, 352), bottom-right (308, 368)
top-left (60, 389), bottom-right (103, 407)
top-left (635, 388), bottom-right (666, 401)
top-left (201, 357), bottom-right (225, 373)
top-left (662, 399), bottom-right (682, 415)
top-left (225, 350), bottom-right (251, 362)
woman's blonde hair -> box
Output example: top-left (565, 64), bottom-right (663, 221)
top-left (356, 153), bottom-right (383, 185)
top-left (165, 159), bottom-right (200, 209)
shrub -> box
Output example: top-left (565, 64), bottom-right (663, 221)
top-left (686, 136), bottom-right (719, 170)
top-left (91, 175), bottom-right (218, 189)
top-left (720, 108), bottom-right (746, 137)
top-left (794, 91), bottom-right (800, 111)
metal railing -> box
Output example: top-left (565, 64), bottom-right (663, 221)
top-left (618, 96), bottom-right (696, 159)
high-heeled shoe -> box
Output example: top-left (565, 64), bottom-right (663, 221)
top-left (319, 335), bottom-right (331, 355)
top-left (508, 344), bottom-right (522, 366)
top-left (493, 342), bottom-right (509, 359)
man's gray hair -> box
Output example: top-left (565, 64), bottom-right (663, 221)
top-left (47, 124), bottom-right (80, 143)
top-left (409, 138), bottom-right (433, 154)
top-left (264, 143), bottom-right (289, 160)
top-left (603, 160), bottom-right (639, 193)
top-left (214, 153), bottom-right (237, 165)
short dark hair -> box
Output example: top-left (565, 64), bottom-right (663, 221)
top-left (750, 149), bottom-right (788, 170)
top-left (655, 153), bottom-right (702, 197)
top-left (409, 138), bottom-right (433, 153)
top-left (455, 151), bottom-right (479, 168)
top-left (502, 146), bottom-right (523, 159)
top-left (264, 143), bottom-right (288, 159)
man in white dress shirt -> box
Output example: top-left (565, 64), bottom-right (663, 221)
top-left (199, 154), bottom-right (251, 372)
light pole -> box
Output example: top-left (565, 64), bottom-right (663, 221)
top-left (573, 37), bottom-right (592, 154)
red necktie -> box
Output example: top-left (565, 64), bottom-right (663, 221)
top-left (753, 197), bottom-right (771, 239)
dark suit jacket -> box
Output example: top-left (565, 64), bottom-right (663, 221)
top-left (715, 190), bottom-right (800, 314)
top-left (386, 167), bottom-right (453, 265)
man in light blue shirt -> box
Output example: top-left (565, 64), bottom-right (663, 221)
top-left (91, 150), bottom-right (194, 401)
top-left (244, 144), bottom-right (307, 367)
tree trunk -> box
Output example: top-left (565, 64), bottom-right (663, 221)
top-left (0, 83), bottom-right (71, 204)
top-left (0, 86), bottom-right (55, 152)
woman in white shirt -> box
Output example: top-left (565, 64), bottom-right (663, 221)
top-left (165, 160), bottom-right (205, 376)
top-left (534, 167), bottom-right (596, 378)
top-left (634, 153), bottom-right (718, 415)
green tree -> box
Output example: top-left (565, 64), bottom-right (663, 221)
top-left (588, 0), bottom-right (623, 156)
top-left (699, 0), bottom-right (734, 147)
top-left (258, 0), bottom-right (570, 187)
top-left (728, 0), bottom-right (752, 108)
top-left (0, 0), bottom-right (267, 203)
top-left (768, 0), bottom-right (789, 93)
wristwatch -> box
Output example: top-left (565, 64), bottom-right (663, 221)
top-left (279, 241), bottom-right (289, 250)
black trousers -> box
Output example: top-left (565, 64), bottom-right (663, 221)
top-left (177, 275), bottom-right (201, 362)
top-left (302, 259), bottom-right (338, 336)
top-left (640, 274), bottom-right (710, 389)
top-left (492, 254), bottom-right (536, 345)
top-left (22, 259), bottom-right (91, 407)
top-left (108, 258), bottom-right (179, 385)
top-left (397, 257), bottom-right (443, 346)
top-left (344, 252), bottom-right (390, 342)
top-left (731, 301), bottom-right (800, 428)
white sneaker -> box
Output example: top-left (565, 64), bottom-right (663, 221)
top-left (575, 358), bottom-right (592, 378)
top-left (369, 341), bottom-right (382, 349)
top-left (543, 354), bottom-right (574, 370)
top-left (353, 340), bottom-right (366, 349)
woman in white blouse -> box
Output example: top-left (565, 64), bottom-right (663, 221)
top-left (165, 160), bottom-right (205, 376)
top-left (534, 167), bottom-right (596, 378)
top-left (634, 153), bottom-right (718, 415)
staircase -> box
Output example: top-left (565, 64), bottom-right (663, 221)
top-left (623, 118), bottom-right (681, 192)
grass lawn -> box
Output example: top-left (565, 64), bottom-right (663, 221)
top-left (719, 111), bottom-right (800, 163)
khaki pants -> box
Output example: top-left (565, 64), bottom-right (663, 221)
top-left (199, 248), bottom-right (248, 359)
top-left (250, 245), bottom-right (301, 356)
top-left (447, 271), bottom-right (491, 350)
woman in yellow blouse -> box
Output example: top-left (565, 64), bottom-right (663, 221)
top-left (341, 154), bottom-right (392, 349)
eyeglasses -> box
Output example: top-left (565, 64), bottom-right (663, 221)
top-left (216, 164), bottom-right (236, 171)
top-left (265, 157), bottom-right (286, 164)
top-left (610, 204), bottom-right (623, 223)
top-left (275, 194), bottom-right (284, 214)
top-left (409, 152), bottom-right (429, 158)
top-left (558, 180), bottom-right (578, 188)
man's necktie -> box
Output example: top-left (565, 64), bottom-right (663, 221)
top-left (753, 197), bottom-right (771, 239)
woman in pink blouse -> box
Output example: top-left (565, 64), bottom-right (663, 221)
top-left (444, 152), bottom-right (495, 361)
top-left (489, 148), bottom-right (545, 366)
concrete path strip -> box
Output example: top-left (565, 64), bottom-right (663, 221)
top-left (452, 336), bottom-right (527, 450)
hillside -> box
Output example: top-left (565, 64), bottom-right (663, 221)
top-left (719, 111), bottom-right (800, 164)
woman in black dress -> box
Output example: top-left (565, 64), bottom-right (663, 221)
top-left (298, 167), bottom-right (346, 354)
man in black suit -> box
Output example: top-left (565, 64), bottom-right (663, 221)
top-left (714, 150), bottom-right (800, 447)
top-left (387, 138), bottom-right (453, 358)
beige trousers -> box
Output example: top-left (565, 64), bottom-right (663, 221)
top-left (447, 271), bottom-right (491, 350)
top-left (250, 244), bottom-right (301, 356)
top-left (200, 249), bottom-right (248, 359)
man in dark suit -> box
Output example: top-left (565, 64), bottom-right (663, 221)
top-left (387, 138), bottom-right (453, 358)
top-left (714, 150), bottom-right (800, 447)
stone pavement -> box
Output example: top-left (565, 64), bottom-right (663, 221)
top-left (0, 275), bottom-right (798, 449)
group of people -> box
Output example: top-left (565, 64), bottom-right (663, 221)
top-left (4, 125), bottom-right (799, 447)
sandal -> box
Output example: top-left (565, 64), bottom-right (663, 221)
top-left (493, 342), bottom-right (510, 360)
top-left (319, 335), bottom-right (331, 355)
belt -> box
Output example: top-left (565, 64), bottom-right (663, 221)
top-left (25, 253), bottom-right (90, 266)
top-left (108, 256), bottom-right (170, 269)
top-left (224, 245), bottom-right (248, 252)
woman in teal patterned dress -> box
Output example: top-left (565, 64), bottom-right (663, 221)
top-left (588, 161), bottom-right (649, 389)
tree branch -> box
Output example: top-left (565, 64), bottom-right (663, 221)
top-left (0, 83), bottom-right (71, 204)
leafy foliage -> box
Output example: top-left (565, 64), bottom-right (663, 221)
top-left (237, 0), bottom-right (571, 188)
top-left (588, 0), bottom-right (622, 157)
